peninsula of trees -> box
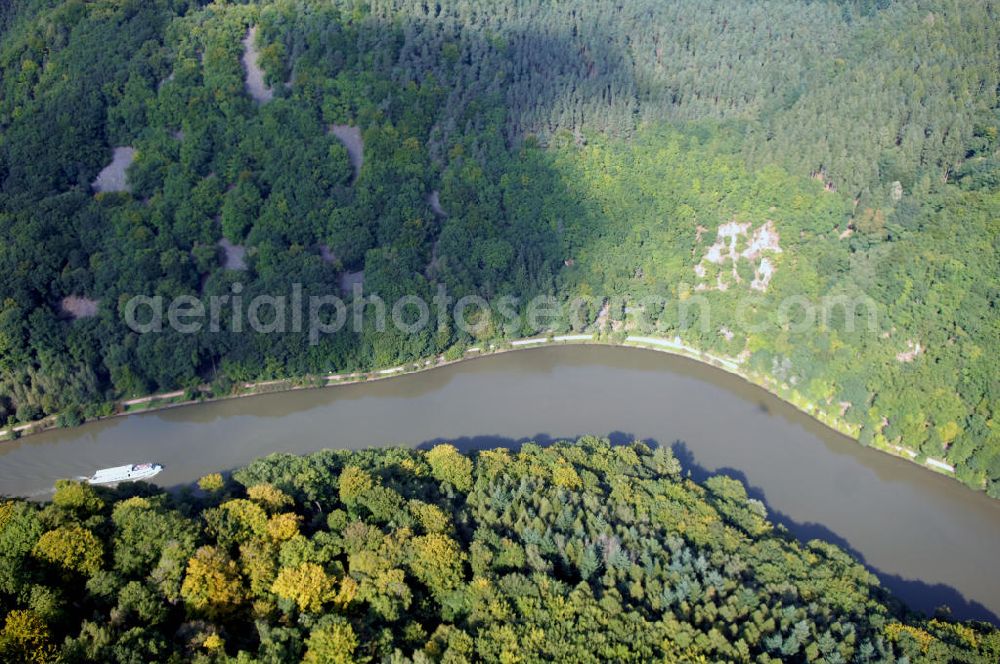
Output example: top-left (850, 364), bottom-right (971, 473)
top-left (1, 439), bottom-right (998, 662)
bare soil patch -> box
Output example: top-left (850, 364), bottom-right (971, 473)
top-left (219, 239), bottom-right (247, 271)
top-left (60, 296), bottom-right (99, 319)
top-left (340, 270), bottom-right (364, 293)
top-left (428, 190), bottom-right (448, 216)
top-left (91, 147), bottom-right (135, 193)
top-left (242, 26), bottom-right (273, 104)
top-left (328, 125), bottom-right (364, 180)
top-left (318, 244), bottom-right (338, 265)
top-left (694, 220), bottom-right (782, 293)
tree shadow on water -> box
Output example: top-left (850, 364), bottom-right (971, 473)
top-left (665, 439), bottom-right (1000, 625)
top-left (419, 432), bottom-right (999, 625)
top-left (415, 430), bottom-right (636, 453)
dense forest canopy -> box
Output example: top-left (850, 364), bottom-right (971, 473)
top-left (1, 439), bottom-right (998, 662)
top-left (0, 0), bottom-right (997, 495)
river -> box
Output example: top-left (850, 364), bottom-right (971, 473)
top-left (0, 345), bottom-right (997, 622)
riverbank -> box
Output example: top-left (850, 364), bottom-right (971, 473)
top-left (4, 341), bottom-right (998, 623)
top-left (0, 333), bottom-right (961, 486)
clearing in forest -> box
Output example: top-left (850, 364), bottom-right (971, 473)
top-left (329, 125), bottom-right (364, 180)
top-left (242, 26), bottom-right (273, 104)
top-left (60, 296), bottom-right (99, 319)
top-left (694, 220), bottom-right (782, 292)
top-left (219, 238), bottom-right (248, 271)
top-left (340, 270), bottom-right (364, 293)
top-left (91, 147), bottom-right (135, 193)
top-left (428, 190), bottom-right (447, 216)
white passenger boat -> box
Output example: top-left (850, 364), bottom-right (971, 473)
top-left (87, 463), bottom-right (163, 485)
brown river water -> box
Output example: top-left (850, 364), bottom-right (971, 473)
top-left (0, 345), bottom-right (997, 622)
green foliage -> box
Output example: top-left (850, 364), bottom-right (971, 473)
top-left (51, 480), bottom-right (103, 515)
top-left (407, 533), bottom-right (465, 599)
top-left (205, 499), bottom-right (269, 548)
top-left (302, 619), bottom-right (359, 664)
top-left (111, 496), bottom-right (198, 577)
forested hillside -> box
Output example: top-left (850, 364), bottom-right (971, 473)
top-left (0, 1), bottom-right (998, 494)
top-left (1, 439), bottom-right (998, 662)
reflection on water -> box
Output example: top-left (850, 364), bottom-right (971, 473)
top-left (1, 345), bottom-right (998, 622)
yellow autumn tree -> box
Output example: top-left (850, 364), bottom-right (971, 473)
top-left (266, 512), bottom-right (300, 541)
top-left (338, 466), bottom-right (373, 506)
top-left (0, 501), bottom-right (16, 530)
top-left (202, 634), bottom-right (224, 651)
top-left (246, 484), bottom-right (294, 513)
top-left (198, 473), bottom-right (225, 492)
top-left (32, 526), bottom-right (103, 576)
top-left (885, 622), bottom-right (936, 654)
top-left (0, 610), bottom-right (56, 663)
top-left (425, 444), bottom-right (473, 492)
top-left (551, 460), bottom-right (582, 489)
top-left (180, 546), bottom-right (246, 618)
top-left (271, 562), bottom-right (337, 613)
top-left (333, 576), bottom-right (359, 610)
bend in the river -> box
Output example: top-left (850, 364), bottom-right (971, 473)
top-left (0, 345), bottom-right (997, 623)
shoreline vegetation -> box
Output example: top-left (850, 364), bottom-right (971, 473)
top-left (0, 333), bottom-right (961, 487)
